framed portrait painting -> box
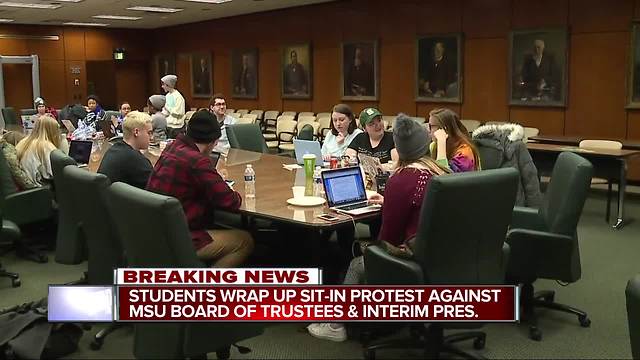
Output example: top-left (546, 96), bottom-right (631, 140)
top-left (156, 54), bottom-right (175, 92)
top-left (282, 43), bottom-right (312, 99)
top-left (628, 22), bottom-right (640, 108)
top-left (416, 34), bottom-right (463, 103)
top-left (341, 41), bottom-right (378, 101)
top-left (509, 29), bottom-right (568, 107)
top-left (190, 52), bottom-right (212, 98)
top-left (231, 48), bottom-right (258, 99)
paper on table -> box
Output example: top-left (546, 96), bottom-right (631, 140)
top-left (283, 164), bottom-right (303, 171)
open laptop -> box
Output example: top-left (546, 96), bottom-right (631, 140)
top-left (321, 166), bottom-right (381, 216)
top-left (210, 150), bottom-right (221, 168)
top-left (68, 140), bottom-right (93, 165)
top-left (294, 139), bottom-right (329, 166)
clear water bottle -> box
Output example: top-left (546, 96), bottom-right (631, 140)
top-left (244, 164), bottom-right (256, 198)
top-left (313, 166), bottom-right (323, 197)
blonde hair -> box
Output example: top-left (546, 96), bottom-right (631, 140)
top-left (123, 111), bottom-right (151, 138)
top-left (396, 154), bottom-right (450, 176)
top-left (16, 115), bottom-right (61, 163)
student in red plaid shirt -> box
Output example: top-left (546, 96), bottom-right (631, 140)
top-left (146, 110), bottom-right (254, 267)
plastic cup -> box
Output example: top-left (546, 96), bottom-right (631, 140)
top-left (292, 186), bottom-right (306, 198)
top-left (303, 153), bottom-right (316, 179)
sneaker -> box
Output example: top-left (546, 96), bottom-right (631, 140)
top-left (307, 323), bottom-right (347, 342)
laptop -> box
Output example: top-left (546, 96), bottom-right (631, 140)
top-left (321, 166), bottom-right (381, 216)
top-left (98, 119), bottom-right (117, 139)
top-left (210, 151), bottom-right (222, 168)
top-left (68, 140), bottom-right (93, 165)
top-left (294, 139), bottom-right (323, 165)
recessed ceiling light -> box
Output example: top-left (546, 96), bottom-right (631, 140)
top-left (93, 15), bottom-right (142, 21)
top-left (126, 6), bottom-right (183, 13)
top-left (63, 22), bottom-right (109, 27)
top-left (0, 2), bottom-right (61, 9)
top-left (54, 0), bottom-right (84, 2)
top-left (184, 0), bottom-right (232, 3)
top-left (0, 18), bottom-right (14, 22)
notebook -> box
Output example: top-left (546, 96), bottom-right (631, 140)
top-left (68, 140), bottom-right (93, 165)
top-left (321, 166), bottom-right (381, 216)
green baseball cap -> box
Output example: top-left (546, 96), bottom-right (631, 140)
top-left (359, 108), bottom-right (383, 127)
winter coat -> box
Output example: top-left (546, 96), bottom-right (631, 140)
top-left (472, 123), bottom-right (542, 207)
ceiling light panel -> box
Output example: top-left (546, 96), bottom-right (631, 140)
top-left (64, 22), bottom-right (109, 27)
top-left (184, 0), bottom-right (232, 3)
top-left (126, 6), bottom-right (183, 13)
top-left (0, 2), bottom-right (61, 9)
top-left (0, 18), bottom-right (14, 22)
top-left (93, 15), bottom-right (142, 21)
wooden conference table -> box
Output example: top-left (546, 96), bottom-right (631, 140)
top-left (526, 142), bottom-right (640, 229)
top-left (87, 140), bottom-right (379, 230)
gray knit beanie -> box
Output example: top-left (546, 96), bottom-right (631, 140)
top-left (393, 114), bottom-right (429, 161)
top-left (161, 74), bottom-right (177, 88)
top-left (148, 95), bottom-right (166, 110)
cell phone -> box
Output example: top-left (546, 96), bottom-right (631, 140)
top-left (317, 213), bottom-right (340, 222)
top-left (225, 180), bottom-right (235, 187)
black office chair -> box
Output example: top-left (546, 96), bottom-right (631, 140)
top-left (363, 168), bottom-right (519, 359)
top-left (1, 208), bottom-right (21, 287)
top-left (1, 107), bottom-right (19, 126)
top-left (227, 123), bottom-right (269, 153)
top-left (106, 182), bottom-right (263, 359)
top-left (506, 152), bottom-right (593, 341)
top-left (297, 124), bottom-right (315, 141)
top-left (63, 166), bottom-right (124, 350)
top-left (626, 275), bottom-right (640, 359)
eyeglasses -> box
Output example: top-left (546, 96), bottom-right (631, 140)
top-left (214, 102), bottom-right (226, 107)
top-left (427, 123), bottom-right (440, 131)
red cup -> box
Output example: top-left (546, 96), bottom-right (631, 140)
top-left (330, 157), bottom-right (339, 169)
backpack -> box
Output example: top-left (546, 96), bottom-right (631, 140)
top-left (58, 104), bottom-right (87, 128)
top-left (0, 298), bottom-right (84, 359)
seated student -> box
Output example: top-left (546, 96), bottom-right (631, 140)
top-left (146, 110), bottom-right (254, 268)
top-left (208, 93), bottom-right (236, 154)
top-left (97, 111), bottom-right (153, 189)
top-left (148, 95), bottom-right (167, 142)
top-left (321, 104), bottom-right (363, 161)
top-left (0, 132), bottom-right (37, 190)
top-left (16, 115), bottom-right (65, 186)
top-left (345, 107), bottom-right (398, 164)
top-left (308, 115), bottom-right (450, 342)
top-left (73, 95), bottom-right (105, 140)
top-left (428, 108), bottom-right (480, 172)
top-left (111, 101), bottom-right (132, 131)
top-left (31, 97), bottom-right (58, 123)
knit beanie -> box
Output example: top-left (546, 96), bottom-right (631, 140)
top-left (187, 110), bottom-right (221, 143)
top-left (34, 97), bottom-right (45, 107)
top-left (161, 74), bottom-right (177, 88)
top-left (393, 114), bottom-right (429, 161)
top-left (148, 95), bottom-right (166, 110)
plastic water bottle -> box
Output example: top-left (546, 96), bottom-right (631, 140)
top-left (313, 166), bottom-right (323, 197)
top-left (244, 164), bottom-right (256, 198)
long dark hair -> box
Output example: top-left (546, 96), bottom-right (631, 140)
top-left (330, 103), bottom-right (357, 135)
top-left (428, 108), bottom-right (480, 167)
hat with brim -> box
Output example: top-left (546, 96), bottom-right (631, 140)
top-left (359, 108), bottom-right (383, 127)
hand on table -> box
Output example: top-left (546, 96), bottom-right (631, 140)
top-left (368, 193), bottom-right (384, 205)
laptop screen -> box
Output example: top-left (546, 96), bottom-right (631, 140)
top-left (69, 140), bottom-right (93, 164)
top-left (210, 151), bottom-right (221, 168)
top-left (322, 166), bottom-right (367, 207)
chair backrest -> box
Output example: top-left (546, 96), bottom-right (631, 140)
top-left (316, 112), bottom-right (331, 118)
top-left (236, 109), bottom-right (249, 116)
top-left (276, 118), bottom-right (297, 143)
top-left (579, 139), bottom-right (623, 150)
top-left (184, 110), bottom-right (196, 122)
top-left (63, 166), bottom-right (122, 285)
top-left (485, 121), bottom-right (506, 126)
top-left (461, 120), bottom-right (481, 133)
top-left (318, 117), bottom-right (331, 138)
top-left (298, 112), bottom-right (315, 117)
top-left (523, 127), bottom-right (539, 140)
top-left (225, 108), bottom-right (235, 114)
top-left (107, 182), bottom-right (202, 268)
top-left (250, 109), bottom-right (264, 120)
top-left (50, 149), bottom-right (85, 264)
top-left (281, 111), bottom-right (297, 118)
top-left (297, 124), bottom-right (315, 141)
top-left (264, 110), bottom-right (280, 121)
top-left (227, 112), bottom-right (240, 119)
top-left (297, 115), bottom-right (317, 125)
top-left (226, 123), bottom-right (268, 153)
top-left (240, 113), bottom-right (258, 124)
top-left (1, 107), bottom-right (19, 126)
top-left (0, 143), bottom-right (19, 201)
top-left (539, 152), bottom-right (593, 235)
top-left (413, 168), bottom-right (519, 284)
top-left (627, 275), bottom-right (640, 360)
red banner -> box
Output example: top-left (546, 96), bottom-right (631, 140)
top-left (117, 286), bottom-right (518, 322)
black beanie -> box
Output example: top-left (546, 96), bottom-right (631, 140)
top-left (187, 110), bottom-right (221, 143)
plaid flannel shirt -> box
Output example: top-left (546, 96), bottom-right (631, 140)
top-left (146, 134), bottom-right (242, 250)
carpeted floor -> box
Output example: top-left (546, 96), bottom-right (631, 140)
top-left (1, 191), bottom-right (638, 359)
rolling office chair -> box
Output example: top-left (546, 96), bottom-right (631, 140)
top-left (1, 107), bottom-right (19, 126)
top-left (363, 168), bottom-right (519, 359)
top-left (626, 275), bottom-right (640, 359)
top-left (63, 166), bottom-right (125, 350)
top-left (506, 152), bottom-right (593, 341)
top-left (107, 182), bottom-right (263, 359)
top-left (1, 208), bottom-right (21, 287)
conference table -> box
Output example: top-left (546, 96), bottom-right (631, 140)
top-left (526, 142), bottom-right (640, 229)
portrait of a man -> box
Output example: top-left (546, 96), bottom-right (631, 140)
top-left (191, 53), bottom-right (212, 98)
top-left (282, 44), bottom-right (311, 99)
top-left (156, 54), bottom-right (175, 92)
top-left (510, 29), bottom-right (567, 107)
top-left (417, 35), bottom-right (462, 102)
top-left (232, 49), bottom-right (258, 99)
top-left (342, 41), bottom-right (377, 100)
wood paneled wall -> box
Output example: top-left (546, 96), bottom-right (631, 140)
top-left (0, 25), bottom-right (151, 110)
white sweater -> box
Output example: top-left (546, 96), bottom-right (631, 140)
top-left (163, 89), bottom-right (186, 129)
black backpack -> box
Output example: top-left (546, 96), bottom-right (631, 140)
top-left (0, 298), bottom-right (84, 359)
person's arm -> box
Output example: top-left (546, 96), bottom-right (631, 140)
top-left (193, 156), bottom-right (242, 210)
top-left (377, 174), bottom-right (411, 246)
top-left (390, 148), bottom-right (399, 163)
top-left (345, 147), bottom-right (358, 159)
top-left (130, 156), bottom-right (154, 190)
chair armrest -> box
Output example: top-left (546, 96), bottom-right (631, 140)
top-left (506, 228), bottom-right (578, 282)
top-left (4, 187), bottom-right (53, 225)
top-left (278, 131), bottom-right (296, 142)
top-left (511, 206), bottom-right (545, 231)
top-left (364, 245), bottom-right (424, 285)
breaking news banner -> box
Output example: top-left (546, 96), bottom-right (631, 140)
top-left (48, 269), bottom-right (519, 323)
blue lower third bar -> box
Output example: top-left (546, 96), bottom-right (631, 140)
top-left (48, 286), bottom-right (114, 322)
